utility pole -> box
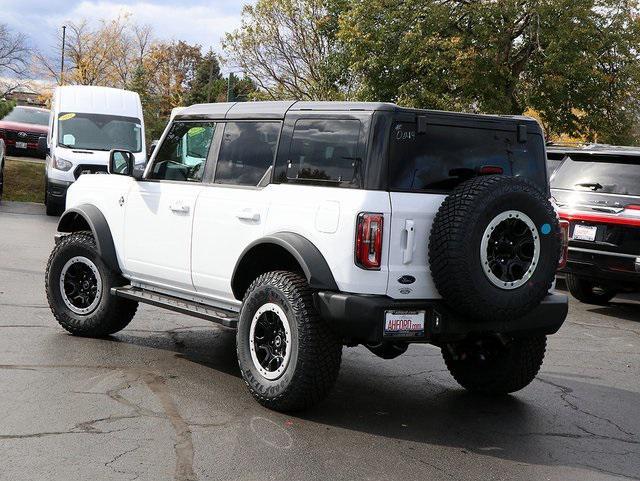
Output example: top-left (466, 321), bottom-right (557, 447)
top-left (226, 73), bottom-right (233, 102)
top-left (60, 25), bottom-right (66, 85)
top-left (206, 49), bottom-right (214, 103)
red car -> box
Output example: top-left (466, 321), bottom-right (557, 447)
top-left (0, 105), bottom-right (50, 157)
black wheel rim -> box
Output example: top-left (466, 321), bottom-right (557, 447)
top-left (249, 303), bottom-right (291, 380)
top-left (481, 210), bottom-right (540, 289)
top-left (59, 257), bottom-right (102, 314)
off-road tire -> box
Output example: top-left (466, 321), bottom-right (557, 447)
top-left (236, 271), bottom-right (342, 412)
top-left (46, 231), bottom-right (137, 336)
top-left (566, 274), bottom-right (617, 305)
top-left (429, 176), bottom-right (561, 322)
top-left (442, 335), bottom-right (547, 394)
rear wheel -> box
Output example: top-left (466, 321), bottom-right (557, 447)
top-left (566, 274), bottom-right (617, 305)
top-left (236, 271), bottom-right (342, 411)
top-left (46, 232), bottom-right (137, 336)
top-left (442, 335), bottom-right (547, 394)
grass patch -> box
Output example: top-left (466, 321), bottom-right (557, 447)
top-left (3, 159), bottom-right (45, 203)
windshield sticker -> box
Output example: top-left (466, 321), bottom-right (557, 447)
top-left (395, 124), bottom-right (416, 142)
top-left (188, 127), bottom-right (206, 137)
top-left (59, 113), bottom-right (76, 121)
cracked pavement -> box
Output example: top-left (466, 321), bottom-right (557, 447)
top-left (0, 203), bottom-right (638, 481)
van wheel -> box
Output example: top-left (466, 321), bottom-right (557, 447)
top-left (46, 232), bottom-right (137, 337)
top-left (442, 335), bottom-right (546, 394)
top-left (236, 271), bottom-right (342, 411)
top-left (566, 274), bottom-right (617, 305)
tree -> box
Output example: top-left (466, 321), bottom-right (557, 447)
top-left (0, 23), bottom-right (30, 98)
top-left (186, 50), bottom-right (223, 104)
top-left (336, 0), bottom-right (640, 144)
top-left (223, 0), bottom-right (341, 100)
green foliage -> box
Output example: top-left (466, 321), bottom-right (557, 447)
top-left (0, 99), bottom-right (16, 119)
top-left (334, 0), bottom-right (640, 144)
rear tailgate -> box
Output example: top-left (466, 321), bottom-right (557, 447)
top-left (385, 116), bottom-right (547, 299)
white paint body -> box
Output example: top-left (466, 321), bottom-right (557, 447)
top-left (46, 86), bottom-right (146, 185)
top-left (65, 172), bottom-right (445, 306)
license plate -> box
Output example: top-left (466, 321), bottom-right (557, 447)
top-left (573, 224), bottom-right (597, 241)
top-left (384, 310), bottom-right (425, 337)
top-left (15, 142), bottom-right (27, 149)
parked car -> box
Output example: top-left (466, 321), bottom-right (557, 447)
top-left (0, 136), bottom-right (5, 202)
top-left (551, 143), bottom-right (640, 304)
top-left (0, 105), bottom-right (49, 157)
top-left (42, 85), bottom-right (146, 216)
top-left (46, 101), bottom-right (568, 411)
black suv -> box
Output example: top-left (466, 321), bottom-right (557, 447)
top-left (550, 143), bottom-right (640, 304)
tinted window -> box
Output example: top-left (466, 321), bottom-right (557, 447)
top-left (214, 122), bottom-right (280, 186)
top-left (284, 119), bottom-right (361, 187)
top-left (551, 154), bottom-right (640, 196)
top-left (149, 122), bottom-right (215, 182)
top-left (388, 123), bottom-right (547, 192)
top-left (3, 106), bottom-right (50, 126)
top-left (58, 112), bottom-right (142, 152)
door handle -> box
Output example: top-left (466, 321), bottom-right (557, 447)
top-left (169, 201), bottom-right (190, 214)
top-left (403, 219), bottom-right (415, 264)
top-left (236, 208), bottom-right (260, 222)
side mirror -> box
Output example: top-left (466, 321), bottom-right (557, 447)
top-left (108, 149), bottom-right (135, 177)
top-left (37, 136), bottom-right (49, 155)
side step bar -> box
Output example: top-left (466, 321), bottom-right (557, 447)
top-left (111, 286), bottom-right (238, 329)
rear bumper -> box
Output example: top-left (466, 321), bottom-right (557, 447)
top-left (560, 247), bottom-right (640, 286)
top-left (315, 291), bottom-right (568, 345)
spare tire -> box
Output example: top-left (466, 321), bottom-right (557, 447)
top-left (428, 175), bottom-right (560, 322)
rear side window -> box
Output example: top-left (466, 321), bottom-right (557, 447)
top-left (283, 119), bottom-right (361, 187)
top-left (214, 121), bottom-right (280, 186)
top-left (388, 122), bottom-right (547, 193)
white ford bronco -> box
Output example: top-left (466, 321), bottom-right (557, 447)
top-left (46, 101), bottom-right (569, 411)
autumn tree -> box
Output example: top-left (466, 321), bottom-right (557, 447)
top-left (223, 0), bottom-right (341, 100)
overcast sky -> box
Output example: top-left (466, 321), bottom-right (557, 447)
top-left (0, 0), bottom-right (246, 64)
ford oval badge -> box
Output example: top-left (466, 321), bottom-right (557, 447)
top-left (397, 275), bottom-right (416, 285)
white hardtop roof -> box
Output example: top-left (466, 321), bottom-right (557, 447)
top-left (54, 85), bottom-right (142, 119)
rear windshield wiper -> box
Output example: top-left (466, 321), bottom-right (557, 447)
top-left (575, 182), bottom-right (603, 191)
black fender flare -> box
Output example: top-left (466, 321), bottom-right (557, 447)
top-left (57, 204), bottom-right (120, 273)
top-left (231, 232), bottom-right (338, 297)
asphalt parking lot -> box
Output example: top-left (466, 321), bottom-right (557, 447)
top-left (0, 201), bottom-right (638, 481)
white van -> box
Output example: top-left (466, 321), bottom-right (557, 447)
top-left (43, 86), bottom-right (145, 215)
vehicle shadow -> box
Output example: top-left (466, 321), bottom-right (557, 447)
top-left (107, 327), bottom-right (640, 479)
top-left (588, 302), bottom-right (640, 324)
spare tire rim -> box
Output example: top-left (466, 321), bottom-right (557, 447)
top-left (249, 303), bottom-right (292, 380)
top-left (59, 256), bottom-right (102, 315)
top-left (480, 210), bottom-right (540, 290)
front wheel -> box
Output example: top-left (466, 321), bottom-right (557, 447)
top-left (236, 271), bottom-right (342, 411)
top-left (46, 232), bottom-right (137, 336)
top-left (566, 274), bottom-right (617, 305)
top-left (442, 335), bottom-right (546, 394)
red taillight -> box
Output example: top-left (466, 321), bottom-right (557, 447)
top-left (558, 219), bottom-right (570, 269)
top-left (355, 213), bottom-right (383, 270)
top-left (625, 204), bottom-right (640, 211)
top-left (478, 165), bottom-right (504, 175)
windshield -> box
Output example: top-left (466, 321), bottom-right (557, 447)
top-left (3, 106), bottom-right (50, 126)
top-left (57, 112), bottom-right (142, 152)
top-left (388, 122), bottom-right (547, 193)
top-left (551, 154), bottom-right (640, 196)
